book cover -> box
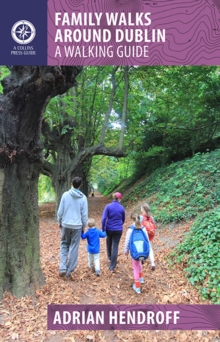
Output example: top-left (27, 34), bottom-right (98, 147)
top-left (0, 1), bottom-right (219, 341)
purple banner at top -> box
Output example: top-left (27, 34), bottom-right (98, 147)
top-left (47, 0), bottom-right (220, 65)
top-left (48, 304), bottom-right (220, 330)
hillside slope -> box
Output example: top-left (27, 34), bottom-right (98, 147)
top-left (119, 149), bottom-right (220, 224)
top-left (114, 149), bottom-right (220, 303)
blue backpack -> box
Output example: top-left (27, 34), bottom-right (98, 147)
top-left (129, 225), bottom-right (150, 261)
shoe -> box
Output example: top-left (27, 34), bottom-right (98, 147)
top-left (139, 277), bottom-right (145, 284)
top-left (132, 284), bottom-right (141, 294)
top-left (109, 268), bottom-right (115, 273)
top-left (151, 266), bottom-right (156, 271)
top-left (59, 271), bottom-right (66, 277)
top-left (96, 271), bottom-right (100, 276)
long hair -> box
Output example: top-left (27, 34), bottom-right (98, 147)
top-left (141, 203), bottom-right (150, 216)
top-left (130, 213), bottom-right (142, 229)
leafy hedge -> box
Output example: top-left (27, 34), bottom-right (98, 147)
top-left (169, 208), bottom-right (220, 303)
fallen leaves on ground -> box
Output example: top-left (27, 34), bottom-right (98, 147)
top-left (0, 193), bottom-right (219, 342)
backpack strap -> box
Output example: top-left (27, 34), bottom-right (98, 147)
top-left (129, 224), bottom-right (136, 230)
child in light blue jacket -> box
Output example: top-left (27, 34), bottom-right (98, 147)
top-left (81, 218), bottom-right (106, 276)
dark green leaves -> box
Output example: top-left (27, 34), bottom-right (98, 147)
top-left (170, 208), bottom-right (220, 303)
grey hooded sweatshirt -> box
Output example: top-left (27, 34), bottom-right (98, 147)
top-left (57, 188), bottom-right (88, 229)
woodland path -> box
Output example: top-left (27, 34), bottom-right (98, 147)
top-left (0, 192), bottom-right (219, 342)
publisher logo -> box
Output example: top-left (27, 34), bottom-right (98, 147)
top-left (11, 20), bottom-right (36, 44)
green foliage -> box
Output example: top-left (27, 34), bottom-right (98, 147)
top-left (42, 66), bottom-right (220, 201)
top-left (0, 66), bottom-right (10, 93)
top-left (38, 175), bottom-right (55, 203)
top-left (128, 66), bottom-right (220, 177)
top-left (89, 155), bottom-right (135, 195)
top-left (169, 208), bottom-right (220, 303)
top-left (122, 149), bottom-right (220, 223)
top-left (44, 66), bottom-right (127, 150)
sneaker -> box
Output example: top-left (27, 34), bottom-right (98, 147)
top-left (59, 271), bottom-right (66, 277)
top-left (139, 277), bottom-right (145, 284)
top-left (151, 266), bottom-right (156, 271)
top-left (132, 284), bottom-right (141, 294)
top-left (96, 271), bottom-right (100, 276)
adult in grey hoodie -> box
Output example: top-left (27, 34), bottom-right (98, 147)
top-left (57, 176), bottom-right (88, 277)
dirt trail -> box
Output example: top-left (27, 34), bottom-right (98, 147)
top-left (0, 192), bottom-right (219, 342)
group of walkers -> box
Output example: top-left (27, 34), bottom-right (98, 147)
top-left (57, 176), bottom-right (156, 294)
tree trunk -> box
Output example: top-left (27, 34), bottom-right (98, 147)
top-left (0, 66), bottom-right (82, 298)
top-left (52, 155), bottom-right (92, 210)
top-left (72, 158), bottom-right (92, 197)
top-left (118, 66), bottom-right (129, 150)
top-left (42, 144), bottom-right (126, 211)
top-left (0, 157), bottom-right (44, 298)
top-left (99, 67), bottom-right (118, 145)
top-left (52, 147), bottom-right (72, 212)
top-left (42, 66), bottom-right (128, 210)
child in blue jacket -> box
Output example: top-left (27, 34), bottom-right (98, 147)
top-left (81, 218), bottom-right (106, 276)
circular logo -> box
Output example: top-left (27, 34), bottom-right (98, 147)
top-left (11, 20), bottom-right (36, 44)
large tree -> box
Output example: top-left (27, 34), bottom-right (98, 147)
top-left (0, 66), bottom-right (82, 298)
top-left (41, 66), bottom-right (127, 208)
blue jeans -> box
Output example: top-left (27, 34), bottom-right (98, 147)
top-left (106, 230), bottom-right (122, 271)
top-left (60, 227), bottom-right (81, 276)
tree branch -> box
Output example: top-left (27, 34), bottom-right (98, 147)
top-left (41, 160), bottom-right (55, 178)
top-left (41, 119), bottom-right (60, 146)
top-left (68, 145), bottom-right (126, 175)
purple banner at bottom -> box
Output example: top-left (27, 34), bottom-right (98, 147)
top-left (48, 304), bottom-right (220, 330)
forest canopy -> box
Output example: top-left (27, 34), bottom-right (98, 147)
top-left (1, 65), bottom-right (220, 200)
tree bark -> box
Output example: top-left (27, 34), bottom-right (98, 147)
top-left (99, 66), bottom-right (118, 145)
top-left (52, 146), bottom-right (72, 213)
top-left (118, 66), bottom-right (129, 150)
top-left (0, 66), bottom-right (82, 298)
top-left (0, 158), bottom-right (43, 297)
